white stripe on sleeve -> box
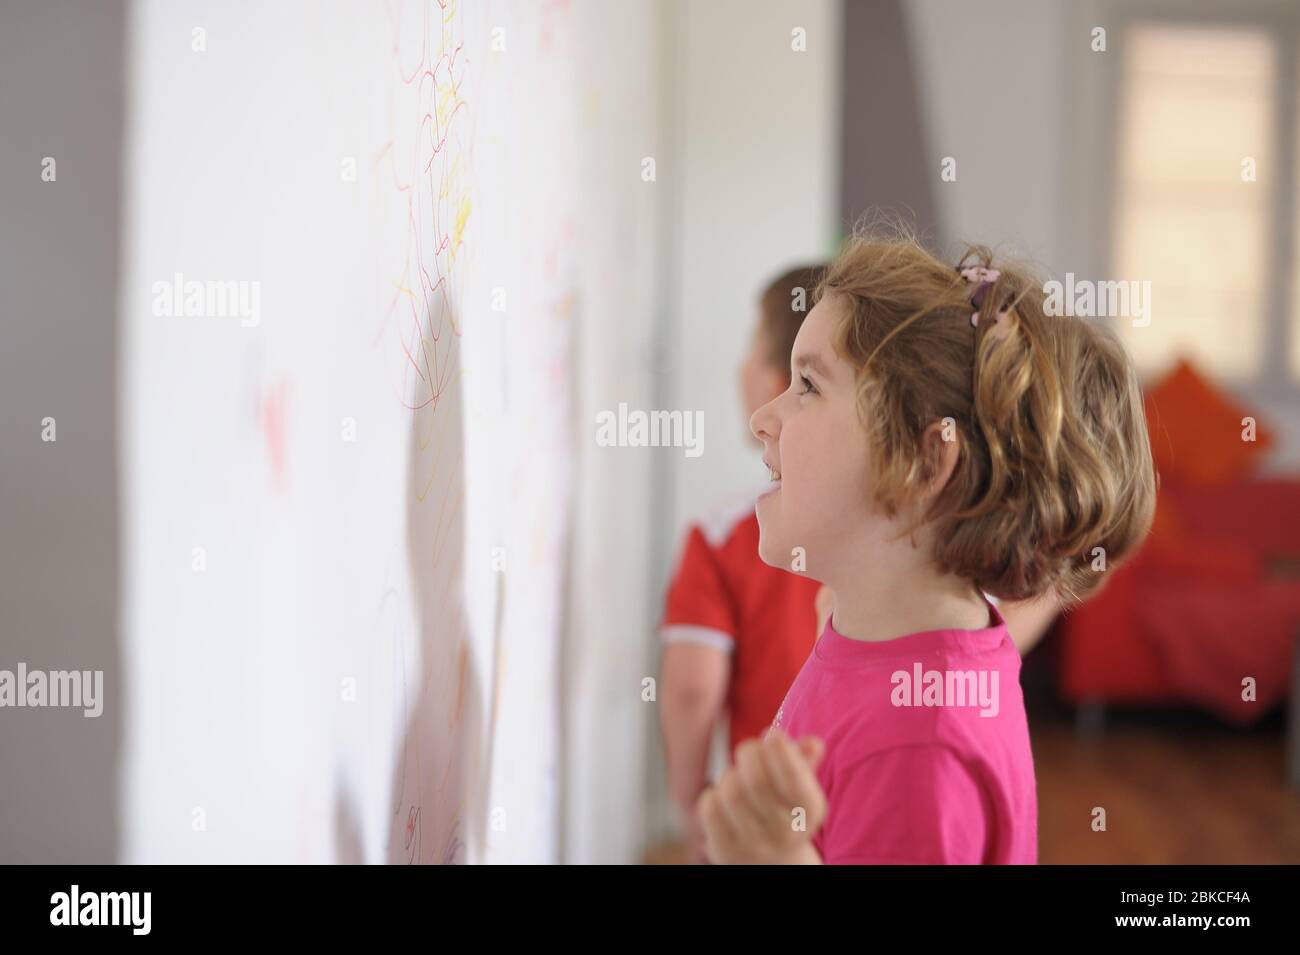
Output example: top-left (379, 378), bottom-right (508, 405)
top-left (660, 624), bottom-right (736, 654)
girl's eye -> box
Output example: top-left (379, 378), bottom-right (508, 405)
top-left (798, 374), bottom-right (817, 396)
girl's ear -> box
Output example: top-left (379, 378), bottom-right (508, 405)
top-left (919, 419), bottom-right (962, 500)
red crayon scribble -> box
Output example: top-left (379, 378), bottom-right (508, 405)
top-left (376, 0), bottom-right (471, 419)
top-left (259, 378), bottom-right (292, 492)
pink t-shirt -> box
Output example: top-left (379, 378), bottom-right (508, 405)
top-left (772, 596), bottom-right (1037, 864)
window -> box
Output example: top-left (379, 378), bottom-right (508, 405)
top-left (1111, 24), bottom-right (1277, 382)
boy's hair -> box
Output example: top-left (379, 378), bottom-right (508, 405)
top-left (817, 228), bottom-right (1156, 608)
top-left (759, 264), bottom-right (827, 378)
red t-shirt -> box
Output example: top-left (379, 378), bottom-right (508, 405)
top-left (660, 489), bottom-right (821, 759)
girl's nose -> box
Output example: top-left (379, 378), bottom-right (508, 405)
top-left (750, 395), bottom-right (780, 445)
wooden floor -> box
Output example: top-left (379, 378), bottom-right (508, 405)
top-left (1033, 705), bottom-right (1300, 864)
top-left (645, 696), bottom-right (1300, 864)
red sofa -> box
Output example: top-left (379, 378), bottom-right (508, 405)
top-left (1058, 477), bottom-right (1300, 725)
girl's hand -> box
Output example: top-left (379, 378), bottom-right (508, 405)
top-left (685, 804), bottom-right (712, 864)
top-left (696, 728), bottom-right (827, 864)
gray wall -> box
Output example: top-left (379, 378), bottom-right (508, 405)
top-left (840, 0), bottom-right (939, 241)
top-left (0, 0), bottom-right (125, 863)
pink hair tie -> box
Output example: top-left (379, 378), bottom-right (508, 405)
top-left (959, 265), bottom-right (1000, 286)
top-left (958, 265), bottom-right (1011, 339)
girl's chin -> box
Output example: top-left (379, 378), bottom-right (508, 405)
top-left (754, 526), bottom-right (785, 568)
top-left (755, 544), bottom-right (781, 569)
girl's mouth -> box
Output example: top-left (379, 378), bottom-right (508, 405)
top-left (758, 457), bottom-right (781, 501)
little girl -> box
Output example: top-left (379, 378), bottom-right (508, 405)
top-left (697, 232), bottom-right (1156, 864)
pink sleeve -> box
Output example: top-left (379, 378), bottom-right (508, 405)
top-left (819, 744), bottom-right (990, 864)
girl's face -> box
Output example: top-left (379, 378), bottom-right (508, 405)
top-left (748, 292), bottom-right (883, 578)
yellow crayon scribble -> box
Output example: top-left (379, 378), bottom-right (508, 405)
top-left (452, 196), bottom-right (472, 256)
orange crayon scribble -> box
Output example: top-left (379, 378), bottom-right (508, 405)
top-left (449, 639), bottom-right (468, 730)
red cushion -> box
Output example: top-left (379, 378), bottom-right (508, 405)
top-left (1143, 358), bottom-right (1274, 488)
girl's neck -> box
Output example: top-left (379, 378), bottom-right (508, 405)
top-left (826, 563), bottom-right (991, 644)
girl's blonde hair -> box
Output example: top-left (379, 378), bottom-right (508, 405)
top-left (817, 227), bottom-right (1156, 609)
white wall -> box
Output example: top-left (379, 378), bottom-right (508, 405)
top-left (117, 0), bottom-right (659, 865)
top-left (665, 0), bottom-right (841, 537)
top-left (562, 0), bottom-right (665, 864)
